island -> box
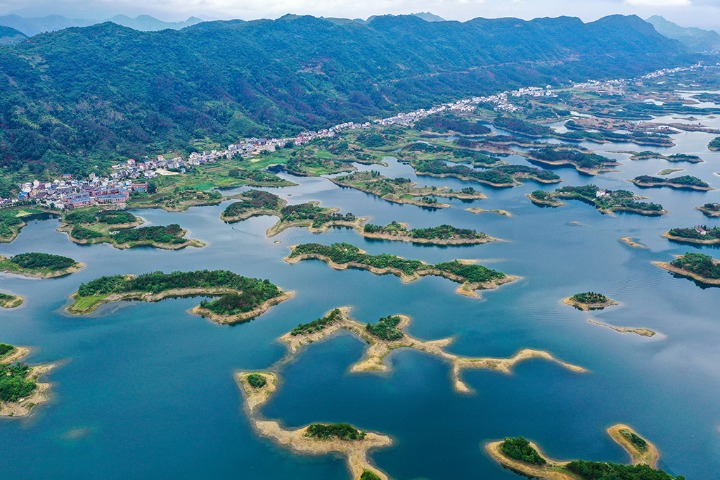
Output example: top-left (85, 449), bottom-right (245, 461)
top-left (285, 243), bottom-right (518, 297)
top-left (654, 252), bottom-right (720, 286)
top-left (1, 343), bottom-right (56, 418)
top-left (58, 209), bottom-right (203, 249)
top-left (485, 424), bottom-right (681, 480)
top-left (587, 319), bottom-right (657, 337)
top-left (563, 292), bottom-right (619, 311)
top-left (236, 363), bottom-right (391, 480)
top-left (66, 270), bottom-right (293, 323)
top-left (330, 170), bottom-right (487, 208)
top-left (709, 136), bottom-right (720, 151)
top-left (529, 185), bottom-right (666, 216)
top-left (663, 226), bottom-right (720, 245)
top-left (466, 208), bottom-right (512, 217)
top-left (361, 222), bottom-right (497, 245)
top-left (0, 252), bottom-right (84, 278)
top-left (525, 147), bottom-right (620, 175)
top-left (620, 237), bottom-right (648, 249)
top-left (0, 292), bottom-right (23, 308)
top-left (280, 307), bottom-right (586, 394)
top-left (630, 151), bottom-right (702, 163)
top-left (696, 203), bottom-right (720, 218)
top-left (657, 168), bottom-right (684, 176)
top-left (414, 160), bottom-right (561, 188)
top-left (630, 175), bottom-right (713, 191)
top-left (221, 190), bottom-right (286, 222)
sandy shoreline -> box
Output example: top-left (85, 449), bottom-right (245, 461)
top-left (607, 424), bottom-right (660, 468)
top-left (662, 232), bottom-right (720, 245)
top-left (190, 291), bottom-right (295, 324)
top-left (0, 346), bottom-right (56, 418)
top-left (620, 237), bottom-right (647, 249)
top-left (562, 296), bottom-right (619, 311)
top-left (653, 261), bottom-right (720, 286)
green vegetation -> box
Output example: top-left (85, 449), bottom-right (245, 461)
top-left (709, 137), bottom-right (720, 151)
top-left (667, 226), bottom-right (720, 241)
top-left (500, 437), bottom-right (546, 466)
top-left (632, 175), bottom-right (711, 190)
top-left (620, 429), bottom-right (648, 453)
top-left (73, 270), bottom-right (283, 314)
top-left (289, 243), bottom-right (507, 286)
top-left (363, 221), bottom-right (488, 242)
top-left (0, 344), bottom-right (15, 359)
top-left (246, 374), bottom-right (267, 389)
top-left (0, 362), bottom-right (36, 402)
top-left (305, 423), bottom-right (365, 441)
top-left (415, 160), bottom-right (560, 187)
top-left (366, 315), bottom-right (404, 341)
top-left (280, 203), bottom-right (356, 229)
top-left (571, 292), bottom-right (610, 304)
top-left (222, 190), bottom-right (283, 220)
top-left (494, 117), bottom-right (554, 137)
top-left (415, 115), bottom-right (491, 135)
top-left (0, 293), bottom-right (23, 309)
top-left (670, 253), bottom-right (720, 280)
top-left (565, 461), bottom-right (684, 480)
top-left (536, 184), bottom-right (665, 215)
top-left (697, 203), bottom-right (720, 217)
top-left (112, 224), bottom-right (192, 246)
top-left (360, 471), bottom-right (382, 480)
top-left (527, 147), bottom-right (617, 172)
top-left (0, 252), bottom-right (77, 276)
top-left (1, 208), bottom-right (54, 243)
top-left (400, 141), bottom-right (502, 167)
top-left (291, 308), bottom-right (343, 336)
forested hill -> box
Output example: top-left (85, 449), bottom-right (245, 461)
top-left (0, 14), bottom-right (692, 174)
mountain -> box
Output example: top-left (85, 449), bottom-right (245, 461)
top-left (412, 12), bottom-right (446, 22)
top-left (0, 14), bottom-right (94, 36)
top-left (108, 15), bottom-right (203, 31)
top-left (0, 14), bottom-right (204, 36)
top-left (0, 25), bottom-right (26, 45)
top-left (0, 14), bottom-right (692, 174)
top-left (647, 16), bottom-right (720, 53)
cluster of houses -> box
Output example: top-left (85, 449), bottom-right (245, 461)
top-left (1, 63), bottom-right (708, 211)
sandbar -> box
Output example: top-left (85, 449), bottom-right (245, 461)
top-left (620, 236), bottom-right (647, 249)
top-left (588, 319), bottom-right (657, 338)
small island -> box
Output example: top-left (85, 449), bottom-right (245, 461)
top-left (663, 226), bottom-right (720, 245)
top-left (1, 343), bottom-right (56, 418)
top-left (620, 237), bottom-right (648, 249)
top-left (630, 151), bottom-right (702, 163)
top-left (361, 222), bottom-right (497, 245)
top-left (236, 361), bottom-right (391, 480)
top-left (57, 208), bottom-right (203, 249)
top-left (654, 252), bottom-right (720, 286)
top-left (0, 292), bottom-right (24, 309)
top-left (414, 160), bottom-right (561, 188)
top-left (709, 136), bottom-right (720, 151)
top-left (526, 147), bottom-right (619, 175)
top-left (281, 307), bottom-right (586, 394)
top-left (67, 270), bottom-right (293, 323)
top-left (285, 243), bottom-right (518, 297)
top-left (563, 292), bottom-right (619, 311)
top-left (588, 319), bottom-right (657, 338)
top-left (485, 425), bottom-right (680, 480)
top-left (696, 203), bottom-right (720, 218)
top-left (530, 185), bottom-right (666, 216)
top-left (657, 168), bottom-right (684, 176)
top-left (330, 170), bottom-right (487, 208)
top-left (466, 208), bottom-right (512, 217)
top-left (630, 175), bottom-right (712, 191)
top-left (0, 252), bottom-right (84, 278)
top-left (221, 190), bottom-right (286, 222)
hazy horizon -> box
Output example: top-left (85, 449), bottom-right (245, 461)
top-left (1, 0), bottom-right (719, 31)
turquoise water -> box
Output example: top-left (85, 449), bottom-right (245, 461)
top-left (1, 115), bottom-right (720, 479)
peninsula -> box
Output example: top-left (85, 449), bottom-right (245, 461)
top-left (0, 252), bottom-right (84, 278)
top-left (563, 292), bottom-right (619, 311)
top-left (654, 252), bottom-right (720, 286)
top-left (67, 270), bottom-right (292, 323)
top-left (630, 175), bottom-right (712, 191)
top-left (330, 170), bottom-right (486, 208)
top-left (529, 185), bottom-right (666, 216)
top-left (485, 424), bottom-right (680, 480)
top-left (285, 243), bottom-right (518, 297)
top-left (0, 343), bottom-right (56, 418)
top-left (663, 226), bottom-right (720, 245)
top-left (280, 307), bottom-right (586, 394)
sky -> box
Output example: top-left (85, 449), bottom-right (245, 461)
top-left (2, 0), bottom-right (720, 30)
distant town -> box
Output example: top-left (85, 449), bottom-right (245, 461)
top-left (0, 63), bottom-right (703, 211)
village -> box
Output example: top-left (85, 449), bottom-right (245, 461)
top-left (0, 63), bottom-right (703, 211)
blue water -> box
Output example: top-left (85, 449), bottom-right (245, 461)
top-left (1, 113), bottom-right (720, 479)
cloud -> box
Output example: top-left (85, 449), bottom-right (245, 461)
top-left (626, 0), bottom-right (690, 6)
